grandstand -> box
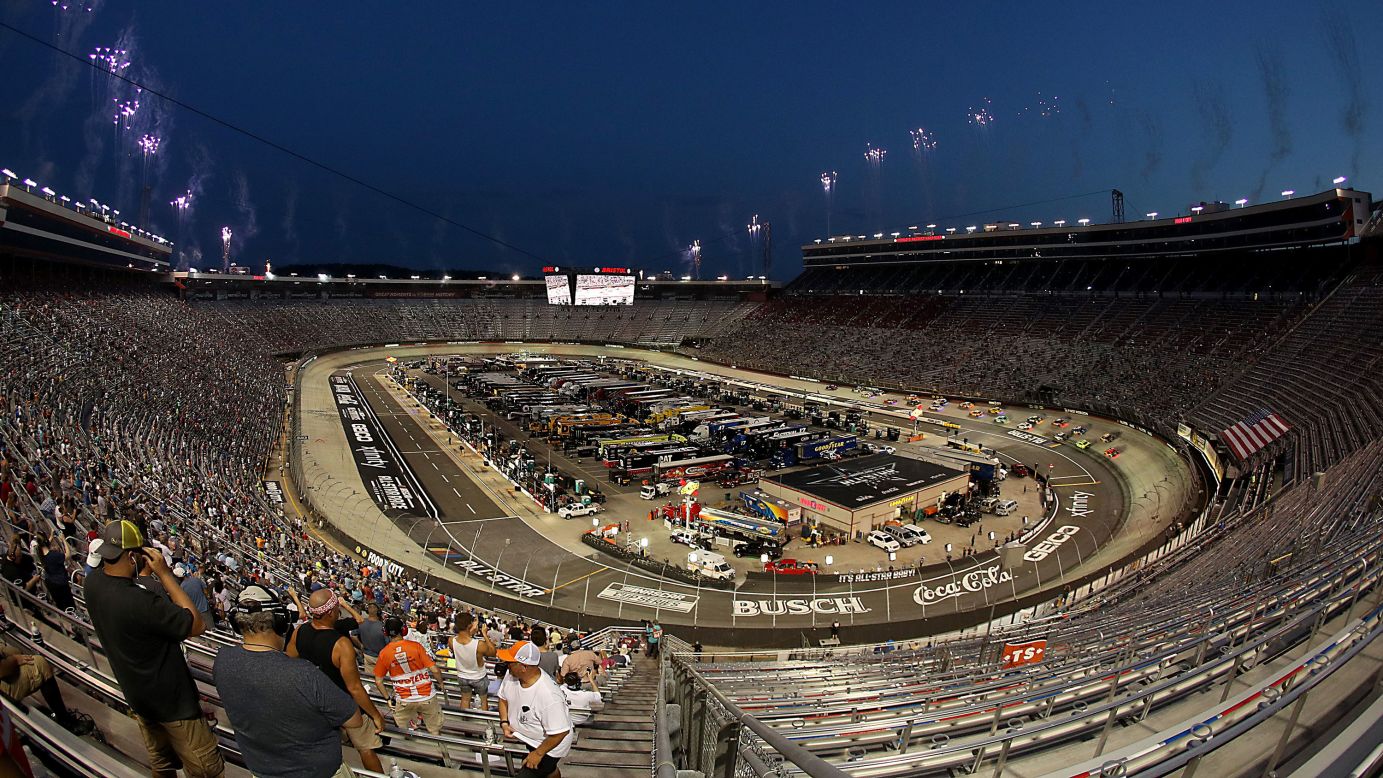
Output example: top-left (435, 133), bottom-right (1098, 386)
top-left (1, 182), bottom-right (1382, 776)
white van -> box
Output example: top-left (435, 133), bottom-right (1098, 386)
top-left (993, 499), bottom-right (1019, 517)
top-left (687, 551), bottom-right (736, 580)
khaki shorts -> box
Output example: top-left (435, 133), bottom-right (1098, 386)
top-left (393, 696), bottom-right (444, 735)
top-left (133, 714), bottom-right (226, 778)
top-left (342, 710), bottom-right (383, 751)
top-left (0, 654), bottom-right (53, 701)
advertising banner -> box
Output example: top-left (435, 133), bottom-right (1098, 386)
top-left (1000, 639), bottom-right (1048, 669)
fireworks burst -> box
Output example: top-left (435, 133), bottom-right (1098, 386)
top-left (170, 191), bottom-right (192, 211)
top-left (864, 145), bottom-right (887, 165)
top-left (112, 95), bottom-right (140, 127)
top-left (909, 128), bottom-right (937, 151)
top-left (967, 98), bottom-right (995, 126)
top-left (138, 134), bottom-right (160, 156)
top-left (1017, 92), bottom-right (1061, 119)
top-left (689, 240), bottom-right (701, 280)
top-left (820, 170), bottom-right (837, 193)
top-left (89, 47), bottom-right (130, 74)
top-left (51, 0), bottom-right (96, 11)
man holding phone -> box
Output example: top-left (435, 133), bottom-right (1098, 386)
top-left (84, 520), bottom-right (225, 778)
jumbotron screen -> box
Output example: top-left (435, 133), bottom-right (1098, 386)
top-left (574, 274), bottom-right (635, 305)
top-left (545, 275), bottom-right (572, 305)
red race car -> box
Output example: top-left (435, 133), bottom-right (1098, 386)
top-left (764, 559), bottom-right (820, 575)
top-left (1104, 447), bottom-right (1121, 458)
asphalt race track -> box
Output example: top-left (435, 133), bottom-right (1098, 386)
top-left (304, 344), bottom-right (1175, 646)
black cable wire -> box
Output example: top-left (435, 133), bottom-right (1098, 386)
top-left (0, 20), bottom-right (549, 263)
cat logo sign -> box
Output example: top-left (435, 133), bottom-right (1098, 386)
top-left (1000, 639), bottom-right (1047, 669)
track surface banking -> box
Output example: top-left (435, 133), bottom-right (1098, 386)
top-left (309, 346), bottom-right (1141, 644)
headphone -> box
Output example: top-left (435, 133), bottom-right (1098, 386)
top-left (230, 585), bottom-right (294, 638)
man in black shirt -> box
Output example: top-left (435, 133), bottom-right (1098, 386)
top-left (286, 588), bottom-right (385, 774)
top-left (215, 585), bottom-right (359, 778)
top-left (1, 541), bottom-right (39, 594)
top-left (83, 520), bottom-right (225, 778)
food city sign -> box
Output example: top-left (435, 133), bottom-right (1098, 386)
top-left (912, 564), bottom-right (1014, 605)
top-left (733, 596), bottom-right (871, 617)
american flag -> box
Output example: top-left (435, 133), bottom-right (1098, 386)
top-left (1220, 408), bottom-right (1292, 461)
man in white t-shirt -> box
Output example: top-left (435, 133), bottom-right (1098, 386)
top-left (498, 641), bottom-right (573, 778)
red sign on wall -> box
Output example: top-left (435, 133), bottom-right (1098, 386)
top-left (107, 226), bottom-right (132, 238)
top-left (1000, 639), bottom-right (1047, 669)
top-left (895, 235), bottom-right (944, 243)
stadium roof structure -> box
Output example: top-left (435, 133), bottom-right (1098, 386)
top-left (767, 453), bottom-right (965, 509)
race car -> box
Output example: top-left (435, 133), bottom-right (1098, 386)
top-left (1026, 415), bottom-right (1045, 424)
top-left (987, 401), bottom-right (1003, 407)
top-left (958, 401), bottom-right (975, 409)
top-left (1052, 418), bottom-right (1071, 428)
top-left (1053, 431), bottom-right (1068, 441)
top-left (1017, 422), bottom-right (1033, 431)
top-left (885, 398), bottom-right (898, 405)
top-left (969, 409), bottom-right (985, 418)
top-left (993, 416), bottom-right (1009, 425)
top-left (1104, 447), bottom-right (1121, 458)
top-left (988, 407), bottom-right (1005, 415)
top-left (825, 385), bottom-right (838, 391)
top-left (764, 559), bottom-right (819, 575)
top-left (1072, 425), bottom-right (1089, 436)
top-left (1075, 439), bottom-right (1091, 450)
top-left (1100, 431), bottom-right (1121, 443)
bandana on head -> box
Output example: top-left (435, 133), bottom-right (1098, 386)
top-left (307, 591), bottom-right (339, 619)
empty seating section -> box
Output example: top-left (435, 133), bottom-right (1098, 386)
top-left (193, 297), bottom-right (759, 353)
top-left (1189, 266), bottom-right (1383, 482)
top-left (671, 440), bottom-right (1383, 776)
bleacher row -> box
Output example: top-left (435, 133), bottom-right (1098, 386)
top-left (193, 298), bottom-right (760, 352)
top-left (665, 439), bottom-right (1383, 776)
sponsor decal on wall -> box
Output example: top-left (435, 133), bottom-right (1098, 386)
top-left (1023, 525), bottom-right (1081, 561)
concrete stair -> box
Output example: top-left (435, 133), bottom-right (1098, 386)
top-left (562, 657), bottom-right (659, 778)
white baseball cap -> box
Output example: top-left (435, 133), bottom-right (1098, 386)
top-left (85, 540), bottom-right (105, 568)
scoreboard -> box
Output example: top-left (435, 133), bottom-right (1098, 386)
top-left (543, 267), bottom-right (635, 306)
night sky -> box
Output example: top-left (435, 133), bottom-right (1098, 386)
top-left (1, 2), bottom-right (1377, 279)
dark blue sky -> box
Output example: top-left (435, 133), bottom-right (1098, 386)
top-left (1, 1), bottom-right (1377, 278)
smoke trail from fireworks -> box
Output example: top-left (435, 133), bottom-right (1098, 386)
top-left (1251, 45), bottom-right (1292, 201)
top-left (908, 129), bottom-right (937, 218)
top-left (863, 145), bottom-right (885, 230)
top-left (1190, 81), bottom-right (1233, 192)
top-left (16, 0), bottom-right (103, 151)
top-left (1139, 112), bottom-right (1163, 181)
top-left (1321, 8), bottom-right (1367, 176)
top-left (233, 171), bottom-right (260, 249)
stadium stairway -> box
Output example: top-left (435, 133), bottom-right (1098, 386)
top-left (562, 655), bottom-right (659, 778)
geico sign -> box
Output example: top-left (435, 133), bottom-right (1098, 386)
top-left (733, 597), bottom-right (871, 617)
top-left (1024, 525), bottom-right (1081, 561)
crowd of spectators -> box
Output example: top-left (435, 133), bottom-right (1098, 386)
top-left (0, 269), bottom-right (631, 773)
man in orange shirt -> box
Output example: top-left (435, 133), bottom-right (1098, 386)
top-left (373, 617), bottom-right (446, 735)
